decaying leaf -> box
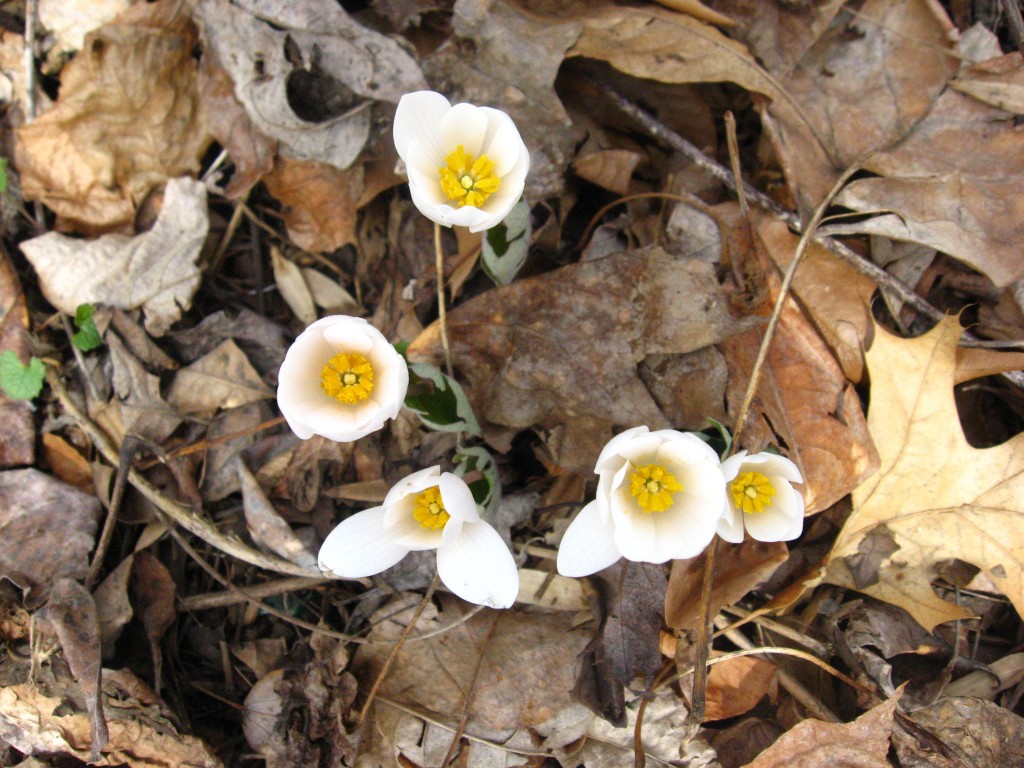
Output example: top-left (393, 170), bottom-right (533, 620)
top-left (741, 691), bottom-right (899, 768)
top-left (270, 246), bottom-right (317, 326)
top-left (0, 469), bottom-right (101, 596)
top-left (36, 579), bottom-right (108, 762)
top-left (41, 433), bottom-right (93, 492)
top-left (16, 0), bottom-right (210, 231)
top-left (892, 696), bottom-right (1024, 768)
top-left (719, 279), bottom-right (878, 514)
top-left (20, 177), bottom-right (208, 335)
top-left (108, 334), bottom-right (182, 444)
top-left (263, 156), bottom-right (362, 253)
top-left (166, 339), bottom-right (273, 416)
top-left (826, 316), bottom-right (1024, 631)
top-left (38, 0), bottom-right (132, 57)
top-left (92, 555), bottom-right (134, 659)
top-left (0, 683), bottom-right (221, 767)
top-left (408, 247), bottom-right (749, 472)
top-left (238, 459), bottom-right (318, 570)
top-left (705, 654), bottom-right (778, 722)
top-left (833, 50), bottom-right (1024, 288)
top-left (130, 551), bottom-right (177, 692)
top-left (0, 249), bottom-right (34, 467)
top-left (572, 149), bottom-right (643, 195)
top-left (764, 0), bottom-right (958, 207)
top-left (354, 596), bottom-right (593, 756)
top-left (196, 0), bottom-right (425, 170)
top-left (666, 539), bottom-right (788, 631)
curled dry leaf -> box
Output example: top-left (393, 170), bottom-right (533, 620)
top-left (238, 460), bottom-right (318, 571)
top-left (270, 247), bottom-right (317, 327)
top-left (408, 247), bottom-right (749, 472)
top-left (166, 339), bottom-right (273, 416)
top-left (718, 277), bottom-right (878, 515)
top-left (196, 0), bottom-right (425, 169)
top-left (0, 249), bottom-right (34, 467)
top-left (0, 469), bottom-right (101, 596)
top-left (107, 334), bottom-right (182, 444)
top-left (826, 316), bottom-right (1024, 631)
top-left (130, 551), bottom-right (177, 692)
top-left (833, 51), bottom-right (1024, 288)
top-left (21, 177), bottom-right (208, 336)
top-left (16, 0), bottom-right (210, 231)
top-left (92, 555), bottom-right (134, 659)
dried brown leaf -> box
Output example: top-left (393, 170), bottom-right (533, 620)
top-left (0, 469), bottom-right (101, 596)
top-left (107, 334), bottom-right (182, 444)
top-left (0, 251), bottom-right (35, 467)
top-left (826, 316), bottom-right (1024, 631)
top-left (572, 149), bottom-right (643, 195)
top-left (764, 0), bottom-right (958, 208)
top-left (833, 52), bottom-right (1024, 287)
top-left (92, 555), bottom-right (134, 659)
top-left (263, 157), bottom-right (362, 253)
top-left (130, 551), bottom-right (176, 691)
top-left (892, 697), bottom-right (1024, 768)
top-left (705, 654), bottom-right (778, 722)
top-left (37, 579), bottom-right (108, 762)
top-left (16, 0), bottom-right (210, 231)
top-left (21, 177), bottom-right (208, 335)
top-left (719, 281), bottom-right (878, 514)
top-left (741, 692), bottom-right (899, 768)
top-left (238, 460), bottom-right (318, 570)
top-left (41, 434), bottom-right (93, 493)
top-left (408, 247), bottom-right (749, 472)
top-left (166, 339), bottom-right (273, 416)
top-left (665, 539), bottom-right (788, 631)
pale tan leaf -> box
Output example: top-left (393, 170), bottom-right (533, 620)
top-left (166, 339), bottom-right (273, 416)
top-left (263, 157), bottom-right (362, 253)
top-left (238, 460), bottom-right (318, 571)
top-left (572, 149), bottom-right (643, 195)
top-left (827, 317), bottom-right (1024, 631)
top-left (270, 247), bottom-right (317, 327)
top-left (302, 269), bottom-right (358, 313)
top-left (20, 177), bottom-right (208, 336)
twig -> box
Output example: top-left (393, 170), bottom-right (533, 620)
top-left (178, 576), bottom-right (329, 611)
top-left (23, 0), bottom-right (36, 122)
top-left (433, 222), bottom-right (455, 378)
top-left (85, 436), bottom-right (141, 590)
top-left (46, 367), bottom-right (326, 579)
top-left (358, 575), bottom-right (440, 727)
top-left (1003, 0), bottom-right (1024, 54)
top-left (169, 528), bottom-right (363, 643)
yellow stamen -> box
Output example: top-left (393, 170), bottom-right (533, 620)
top-left (730, 471), bottom-right (776, 514)
top-left (321, 352), bottom-right (374, 404)
top-left (629, 464), bottom-right (683, 513)
top-left (412, 486), bottom-right (450, 530)
top-left (439, 145), bottom-right (501, 208)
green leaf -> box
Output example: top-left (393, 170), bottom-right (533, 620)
top-left (481, 199), bottom-right (530, 286)
top-left (0, 350), bottom-right (44, 400)
top-left (0, 158), bottom-right (9, 195)
top-left (454, 446), bottom-right (501, 518)
top-left (404, 362), bottom-right (481, 436)
top-left (71, 304), bottom-right (102, 352)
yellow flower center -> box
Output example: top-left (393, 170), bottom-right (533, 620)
top-left (730, 471), bottom-right (775, 514)
top-left (629, 464), bottom-right (683, 513)
top-left (439, 145), bottom-right (501, 208)
top-left (412, 486), bottom-right (450, 530)
top-left (320, 352), bottom-right (374, 404)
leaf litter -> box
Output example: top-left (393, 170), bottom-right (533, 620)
top-left (2, 0), bottom-right (1024, 766)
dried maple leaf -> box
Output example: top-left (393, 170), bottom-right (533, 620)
top-left (826, 316), bottom-right (1024, 631)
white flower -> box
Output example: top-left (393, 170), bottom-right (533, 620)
top-left (318, 466), bottom-right (519, 608)
top-left (393, 90), bottom-right (530, 233)
top-left (557, 426), bottom-right (727, 577)
top-left (717, 451), bottom-right (805, 543)
top-left (277, 315), bottom-right (409, 443)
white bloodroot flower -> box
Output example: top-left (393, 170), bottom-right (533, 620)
top-left (393, 90), bottom-right (530, 233)
top-left (277, 315), bottom-right (409, 443)
top-left (318, 466), bottom-right (519, 608)
top-left (557, 426), bottom-right (728, 577)
top-left (717, 451), bottom-right (805, 543)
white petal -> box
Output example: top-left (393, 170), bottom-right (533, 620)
top-left (596, 426), bottom-right (650, 473)
top-left (390, 512), bottom-right (444, 550)
top-left (407, 163), bottom-right (446, 205)
top-left (394, 91), bottom-right (450, 164)
top-left (444, 205), bottom-right (496, 231)
top-left (321, 319), bottom-right (375, 353)
top-left (719, 451), bottom-right (748, 483)
top-left (744, 480), bottom-right (804, 542)
top-left (436, 520), bottom-right (519, 608)
top-left (440, 103), bottom-right (490, 158)
top-left (382, 466), bottom-right (441, 527)
top-left (612, 506), bottom-right (669, 563)
top-left (556, 500), bottom-right (622, 577)
top-left (438, 473), bottom-right (480, 523)
top-left (318, 506), bottom-right (409, 577)
top-left (751, 453), bottom-right (804, 484)
top-left (717, 505), bottom-right (745, 543)
top-left (481, 111), bottom-right (528, 176)
top-left (409, 184), bottom-right (455, 227)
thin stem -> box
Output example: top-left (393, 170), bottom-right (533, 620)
top-left (434, 222), bottom-right (455, 378)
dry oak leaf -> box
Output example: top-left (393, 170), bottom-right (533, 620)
top-left (826, 316), bottom-right (1024, 631)
top-left (16, 0), bottom-right (210, 231)
top-left (20, 177), bottom-right (208, 336)
top-left (833, 50), bottom-right (1024, 288)
top-left (741, 691), bottom-right (899, 768)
